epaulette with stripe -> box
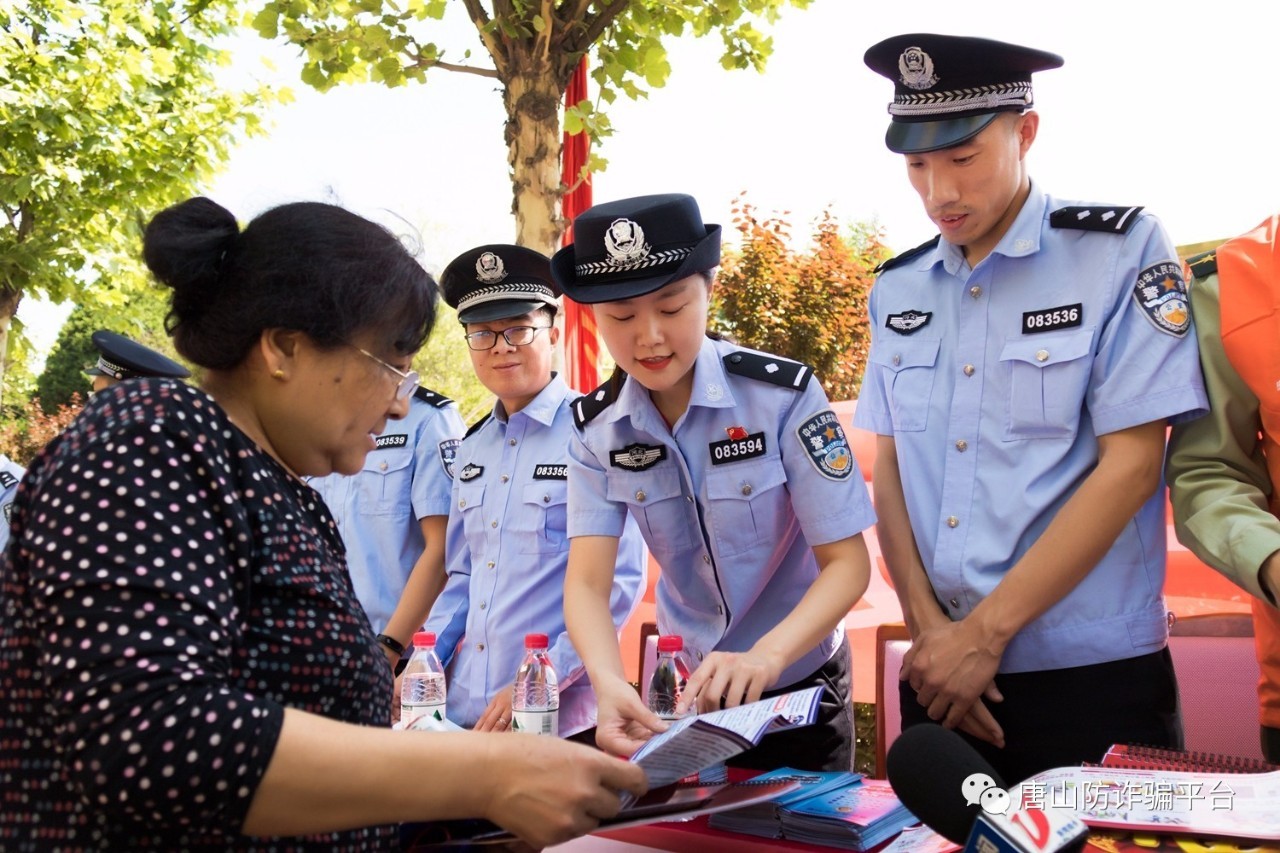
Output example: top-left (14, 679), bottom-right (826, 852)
top-left (464, 412), bottom-right (493, 439)
top-left (1049, 205), bottom-right (1144, 235)
top-left (874, 235), bottom-right (940, 274)
top-left (572, 381), bottom-right (619, 429)
top-left (1185, 249), bottom-right (1218, 280)
top-left (413, 386), bottom-right (454, 408)
top-left (723, 350), bottom-right (812, 391)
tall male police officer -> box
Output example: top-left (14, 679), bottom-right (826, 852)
top-left (856, 34), bottom-right (1208, 782)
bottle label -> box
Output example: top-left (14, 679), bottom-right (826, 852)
top-left (511, 709), bottom-right (558, 736)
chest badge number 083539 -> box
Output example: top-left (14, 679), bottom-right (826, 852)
top-left (709, 431), bottom-right (766, 465)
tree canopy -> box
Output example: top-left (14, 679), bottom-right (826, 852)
top-left (0, 0), bottom-right (277, 387)
top-left (250, 0), bottom-right (813, 253)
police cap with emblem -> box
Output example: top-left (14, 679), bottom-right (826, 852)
top-left (441, 244), bottom-right (559, 324)
top-left (551, 193), bottom-right (721, 304)
top-left (84, 330), bottom-right (191, 380)
top-left (864, 33), bottom-right (1063, 154)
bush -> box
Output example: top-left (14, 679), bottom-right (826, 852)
top-left (0, 394), bottom-right (84, 466)
top-left (713, 197), bottom-right (888, 401)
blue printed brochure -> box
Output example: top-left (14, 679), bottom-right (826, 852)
top-left (708, 767), bottom-right (862, 838)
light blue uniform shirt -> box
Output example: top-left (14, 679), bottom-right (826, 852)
top-left (567, 337), bottom-right (877, 688)
top-left (309, 393), bottom-right (464, 635)
top-left (854, 182), bottom-right (1208, 673)
top-left (427, 375), bottom-right (647, 736)
top-left (0, 454), bottom-right (25, 554)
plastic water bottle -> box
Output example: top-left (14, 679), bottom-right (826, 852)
top-left (647, 634), bottom-right (691, 720)
top-left (511, 633), bottom-right (558, 736)
top-left (401, 631), bottom-right (447, 726)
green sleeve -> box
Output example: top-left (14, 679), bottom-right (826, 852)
top-left (1166, 273), bottom-right (1280, 603)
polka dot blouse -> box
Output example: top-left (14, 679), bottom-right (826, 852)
top-left (0, 380), bottom-right (395, 851)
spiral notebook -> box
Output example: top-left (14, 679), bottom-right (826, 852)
top-left (1097, 743), bottom-right (1278, 773)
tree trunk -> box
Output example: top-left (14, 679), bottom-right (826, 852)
top-left (503, 69), bottom-right (566, 256)
top-left (0, 286), bottom-right (21, 404)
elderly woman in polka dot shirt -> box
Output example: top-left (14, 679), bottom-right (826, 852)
top-left (0, 197), bottom-right (645, 852)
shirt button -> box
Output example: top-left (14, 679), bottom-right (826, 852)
top-left (729, 354), bottom-right (742, 364)
top-left (636, 490), bottom-right (646, 502)
top-left (500, 475), bottom-right (509, 483)
top-left (963, 364), bottom-right (976, 377)
top-left (508, 438), bottom-right (517, 446)
top-left (459, 499), bottom-right (466, 508)
top-left (955, 440), bottom-right (968, 452)
top-left (491, 520), bottom-right (498, 528)
top-left (947, 516), bottom-right (959, 528)
top-left (487, 561), bottom-right (495, 569)
top-left (542, 494), bottom-right (550, 503)
top-left (703, 554), bottom-right (711, 564)
top-left (740, 484), bottom-right (752, 496)
top-left (1036, 349), bottom-right (1049, 362)
top-left (686, 495), bottom-right (694, 503)
top-left (949, 598), bottom-right (960, 609)
top-left (892, 354), bottom-right (902, 366)
top-left (379, 461), bottom-right (388, 471)
top-left (480, 601), bottom-right (487, 610)
top-left (969, 286), bottom-right (982, 299)
top-left (717, 605), bottom-right (724, 615)
top-left (476, 643), bottom-right (485, 651)
top-left (696, 650), bottom-right (704, 661)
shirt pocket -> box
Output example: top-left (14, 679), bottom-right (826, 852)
top-left (518, 480), bottom-right (569, 554)
top-left (455, 481), bottom-right (487, 543)
top-left (867, 338), bottom-right (940, 432)
top-left (605, 466), bottom-right (695, 553)
top-left (706, 459), bottom-right (789, 558)
top-left (999, 328), bottom-right (1095, 440)
top-left (356, 449), bottom-right (413, 516)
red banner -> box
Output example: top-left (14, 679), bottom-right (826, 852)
top-left (560, 55), bottom-right (601, 393)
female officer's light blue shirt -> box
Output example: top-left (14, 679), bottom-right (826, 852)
top-left (309, 393), bottom-right (464, 635)
top-left (426, 375), bottom-right (647, 736)
top-left (854, 182), bottom-right (1208, 673)
top-left (567, 337), bottom-right (877, 688)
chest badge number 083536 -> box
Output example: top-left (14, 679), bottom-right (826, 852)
top-left (709, 431), bottom-right (766, 465)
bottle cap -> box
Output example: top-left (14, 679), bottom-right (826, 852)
top-left (413, 631), bottom-right (437, 647)
top-left (656, 635), bottom-right (684, 652)
top-left (524, 633), bottom-right (550, 649)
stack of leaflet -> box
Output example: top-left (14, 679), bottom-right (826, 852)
top-left (708, 767), bottom-right (860, 838)
top-left (779, 778), bottom-right (918, 851)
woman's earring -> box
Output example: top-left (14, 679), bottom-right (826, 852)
top-left (272, 369), bottom-right (286, 380)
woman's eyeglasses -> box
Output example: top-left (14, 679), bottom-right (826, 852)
top-left (352, 346), bottom-right (419, 400)
top-left (463, 325), bottom-right (551, 351)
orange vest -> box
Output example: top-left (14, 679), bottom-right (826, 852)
top-left (1215, 214), bottom-right (1280, 728)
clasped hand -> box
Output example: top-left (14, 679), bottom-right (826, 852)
top-left (901, 619), bottom-right (1006, 747)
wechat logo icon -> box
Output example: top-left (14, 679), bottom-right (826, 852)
top-left (962, 773), bottom-right (1011, 815)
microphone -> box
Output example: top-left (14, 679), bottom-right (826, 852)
top-left (886, 725), bottom-right (1089, 853)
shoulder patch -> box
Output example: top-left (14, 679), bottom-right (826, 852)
top-left (464, 412), bottom-right (492, 439)
top-left (1186, 249), bottom-right (1218, 280)
top-left (723, 351), bottom-right (812, 391)
top-left (796, 410), bottom-right (855, 481)
top-left (1049, 205), bottom-right (1144, 235)
top-left (438, 438), bottom-right (460, 479)
top-left (572, 380), bottom-right (619, 429)
top-left (414, 386), bottom-right (454, 408)
top-left (875, 235), bottom-right (941, 274)
top-left (1132, 261), bottom-right (1190, 337)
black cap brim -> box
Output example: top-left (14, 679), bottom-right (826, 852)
top-left (552, 225), bottom-right (722, 304)
top-left (457, 299), bottom-right (549, 324)
top-left (886, 112), bottom-right (1001, 154)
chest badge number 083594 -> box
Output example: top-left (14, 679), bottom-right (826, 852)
top-left (709, 431), bottom-right (766, 465)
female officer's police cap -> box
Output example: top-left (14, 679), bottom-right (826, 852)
top-left (83, 330), bottom-right (191, 380)
top-left (550, 193), bottom-right (721, 304)
top-left (440, 244), bottom-right (559, 324)
top-left (864, 33), bottom-right (1063, 154)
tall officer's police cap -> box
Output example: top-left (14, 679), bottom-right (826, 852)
top-left (864, 34), bottom-right (1064, 154)
top-left (441, 244), bottom-right (560, 323)
top-left (84, 330), bottom-right (191, 380)
top-left (551, 193), bottom-right (721, 304)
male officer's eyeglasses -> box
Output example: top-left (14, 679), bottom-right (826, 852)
top-left (464, 325), bottom-right (551, 351)
top-left (351, 346), bottom-right (419, 400)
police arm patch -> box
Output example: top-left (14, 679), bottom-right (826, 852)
top-left (796, 410), bottom-right (854, 481)
top-left (438, 438), bottom-right (460, 479)
top-left (1132, 261), bottom-right (1190, 337)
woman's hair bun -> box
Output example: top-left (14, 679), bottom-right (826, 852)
top-left (143, 196), bottom-right (239, 302)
